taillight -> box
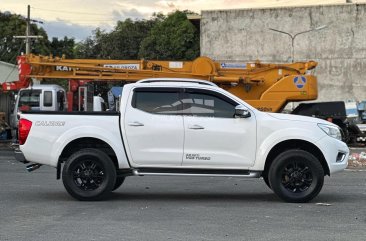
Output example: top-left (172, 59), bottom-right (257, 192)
top-left (18, 118), bottom-right (32, 145)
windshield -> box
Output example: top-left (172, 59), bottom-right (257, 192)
top-left (346, 108), bottom-right (358, 117)
top-left (18, 90), bottom-right (42, 110)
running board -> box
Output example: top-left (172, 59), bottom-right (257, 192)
top-left (131, 168), bottom-right (261, 178)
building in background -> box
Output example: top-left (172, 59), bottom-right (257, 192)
top-left (201, 3), bottom-right (366, 103)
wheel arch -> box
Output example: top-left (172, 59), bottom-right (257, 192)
top-left (263, 139), bottom-right (330, 178)
top-left (57, 137), bottom-right (119, 178)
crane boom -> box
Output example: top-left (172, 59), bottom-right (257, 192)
top-left (1, 54), bottom-right (318, 112)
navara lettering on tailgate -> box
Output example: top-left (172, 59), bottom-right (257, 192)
top-left (35, 121), bottom-right (66, 127)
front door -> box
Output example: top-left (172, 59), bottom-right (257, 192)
top-left (124, 87), bottom-right (184, 167)
top-left (181, 88), bottom-right (257, 168)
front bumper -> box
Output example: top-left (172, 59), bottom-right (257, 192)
top-left (316, 136), bottom-right (349, 174)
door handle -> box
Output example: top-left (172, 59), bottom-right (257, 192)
top-left (128, 121), bottom-right (144, 127)
top-left (188, 124), bottom-right (204, 130)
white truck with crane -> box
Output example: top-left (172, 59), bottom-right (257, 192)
top-left (10, 84), bottom-right (105, 139)
top-left (15, 78), bottom-right (349, 203)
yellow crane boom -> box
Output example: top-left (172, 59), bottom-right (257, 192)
top-left (5, 54), bottom-right (318, 112)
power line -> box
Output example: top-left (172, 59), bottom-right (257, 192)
top-left (44, 18), bottom-right (116, 22)
top-left (0, 48), bottom-right (10, 60)
top-left (0, 39), bottom-right (26, 61)
top-left (31, 6), bottom-right (108, 16)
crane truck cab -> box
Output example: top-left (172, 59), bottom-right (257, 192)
top-left (10, 85), bottom-right (110, 139)
top-left (10, 84), bottom-right (67, 138)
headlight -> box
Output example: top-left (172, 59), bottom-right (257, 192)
top-left (318, 123), bottom-right (342, 140)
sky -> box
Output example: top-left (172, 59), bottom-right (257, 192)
top-left (1, 0), bottom-right (365, 41)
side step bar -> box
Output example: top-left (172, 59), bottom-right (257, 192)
top-left (131, 168), bottom-right (261, 178)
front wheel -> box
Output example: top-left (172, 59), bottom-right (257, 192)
top-left (268, 150), bottom-right (324, 203)
top-left (262, 174), bottom-right (271, 190)
top-left (62, 148), bottom-right (116, 201)
top-left (112, 177), bottom-right (125, 191)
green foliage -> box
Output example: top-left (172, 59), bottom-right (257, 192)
top-left (29, 25), bottom-right (50, 55)
top-left (0, 11), bottom-right (50, 63)
top-left (74, 28), bottom-right (107, 58)
top-left (101, 18), bottom-right (156, 59)
top-left (139, 11), bottom-right (200, 60)
top-left (75, 18), bottom-right (159, 59)
top-left (0, 12), bottom-right (27, 63)
top-left (50, 36), bottom-right (75, 58)
top-left (75, 10), bottom-right (200, 61)
top-left (0, 10), bottom-right (200, 63)
top-left (74, 36), bottom-right (98, 59)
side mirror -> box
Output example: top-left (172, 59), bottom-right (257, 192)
top-left (235, 105), bottom-right (251, 118)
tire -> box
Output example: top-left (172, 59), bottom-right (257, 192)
top-left (262, 174), bottom-right (271, 190)
top-left (62, 148), bottom-right (116, 201)
top-left (268, 150), bottom-right (324, 203)
top-left (112, 177), bottom-right (125, 191)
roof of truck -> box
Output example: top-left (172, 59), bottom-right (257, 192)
top-left (21, 84), bottom-right (65, 91)
top-left (137, 78), bottom-right (217, 87)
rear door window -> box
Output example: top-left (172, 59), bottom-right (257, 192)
top-left (132, 88), bottom-right (181, 115)
top-left (43, 91), bottom-right (53, 107)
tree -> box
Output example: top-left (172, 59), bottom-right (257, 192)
top-left (74, 11), bottom-right (200, 61)
top-left (99, 18), bottom-right (157, 59)
top-left (49, 36), bottom-right (75, 58)
top-left (139, 11), bottom-right (200, 60)
top-left (74, 28), bottom-right (104, 59)
top-left (75, 18), bottom-right (158, 59)
top-left (0, 11), bottom-right (49, 64)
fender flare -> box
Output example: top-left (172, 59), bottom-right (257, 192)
top-left (51, 125), bottom-right (130, 169)
top-left (252, 127), bottom-right (325, 171)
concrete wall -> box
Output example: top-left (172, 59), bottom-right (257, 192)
top-left (201, 3), bottom-right (366, 102)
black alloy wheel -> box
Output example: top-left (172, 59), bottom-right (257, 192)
top-left (281, 161), bottom-right (313, 193)
top-left (71, 159), bottom-right (106, 191)
top-left (62, 148), bottom-right (116, 201)
top-left (269, 150), bottom-right (324, 203)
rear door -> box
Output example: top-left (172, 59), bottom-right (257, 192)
top-left (124, 87), bottom-right (184, 167)
top-left (181, 88), bottom-right (257, 168)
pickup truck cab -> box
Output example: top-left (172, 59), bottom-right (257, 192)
top-left (16, 78), bottom-right (349, 202)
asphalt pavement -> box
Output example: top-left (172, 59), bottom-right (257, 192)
top-left (0, 150), bottom-right (365, 241)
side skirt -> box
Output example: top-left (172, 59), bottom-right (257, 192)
top-left (117, 168), bottom-right (261, 178)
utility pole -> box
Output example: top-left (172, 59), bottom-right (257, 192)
top-left (13, 5), bottom-right (43, 54)
top-left (26, 5), bottom-right (31, 54)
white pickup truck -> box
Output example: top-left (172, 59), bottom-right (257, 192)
top-left (16, 78), bottom-right (349, 202)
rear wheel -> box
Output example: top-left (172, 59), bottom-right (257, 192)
top-left (62, 148), bottom-right (116, 201)
top-left (268, 150), bottom-right (324, 203)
